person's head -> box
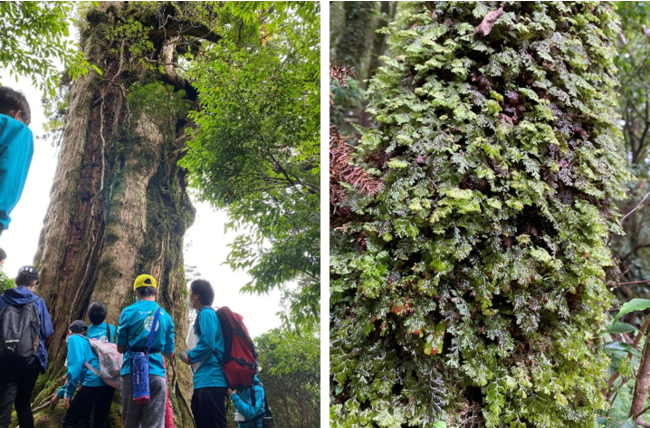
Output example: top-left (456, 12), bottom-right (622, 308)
top-left (15, 265), bottom-right (38, 288)
top-left (189, 279), bottom-right (214, 309)
top-left (0, 87), bottom-right (31, 126)
top-left (0, 248), bottom-right (6, 267)
top-left (133, 274), bottom-right (158, 301)
top-left (88, 301), bottom-right (108, 325)
top-left (67, 320), bottom-right (88, 338)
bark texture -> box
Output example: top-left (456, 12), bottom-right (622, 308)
top-left (29, 3), bottom-right (201, 427)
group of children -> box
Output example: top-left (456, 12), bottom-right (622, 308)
top-left (0, 248), bottom-right (268, 428)
top-left (0, 83), bottom-right (274, 427)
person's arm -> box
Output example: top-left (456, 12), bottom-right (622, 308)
top-left (230, 385), bottom-right (265, 421)
top-left (37, 299), bottom-right (54, 343)
top-left (186, 310), bottom-right (215, 363)
top-left (56, 384), bottom-right (66, 399)
top-left (116, 311), bottom-right (128, 354)
top-left (64, 337), bottom-right (84, 398)
top-left (164, 313), bottom-right (175, 359)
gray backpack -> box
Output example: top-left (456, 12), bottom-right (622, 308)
top-left (0, 302), bottom-right (40, 366)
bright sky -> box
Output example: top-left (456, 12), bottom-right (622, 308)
top-left (0, 72), bottom-right (283, 339)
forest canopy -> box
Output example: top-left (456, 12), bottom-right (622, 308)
top-left (181, 1), bottom-right (321, 331)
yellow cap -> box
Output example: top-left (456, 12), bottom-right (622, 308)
top-left (133, 274), bottom-right (157, 290)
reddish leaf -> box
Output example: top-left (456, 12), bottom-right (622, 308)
top-left (474, 7), bottom-right (504, 37)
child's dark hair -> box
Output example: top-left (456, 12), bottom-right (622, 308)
top-left (190, 279), bottom-right (214, 306)
top-left (68, 320), bottom-right (88, 336)
top-left (0, 248), bottom-right (6, 262)
top-left (0, 87), bottom-right (31, 125)
top-left (88, 301), bottom-right (108, 325)
top-left (136, 286), bottom-right (157, 298)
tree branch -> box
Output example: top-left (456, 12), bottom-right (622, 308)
top-left (148, 22), bottom-right (222, 44)
top-left (622, 191), bottom-right (650, 222)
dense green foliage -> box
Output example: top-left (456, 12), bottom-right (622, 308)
top-left (256, 328), bottom-right (320, 428)
top-left (0, 1), bottom-right (96, 98)
top-left (330, 2), bottom-right (631, 426)
top-left (181, 2), bottom-right (320, 330)
top-left (0, 270), bottom-right (13, 293)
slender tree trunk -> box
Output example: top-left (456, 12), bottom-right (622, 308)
top-left (359, 1), bottom-right (395, 128)
top-left (333, 1), bottom-right (376, 72)
top-left (30, 3), bottom-right (201, 426)
top-left (365, 1), bottom-right (392, 85)
top-left (632, 337), bottom-right (650, 423)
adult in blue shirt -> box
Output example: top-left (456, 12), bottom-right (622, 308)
top-left (0, 266), bottom-right (54, 428)
top-left (54, 320), bottom-right (115, 428)
top-left (228, 377), bottom-right (266, 428)
top-left (87, 301), bottom-right (116, 343)
top-left (117, 274), bottom-right (175, 428)
top-left (181, 279), bottom-right (228, 428)
top-left (0, 87), bottom-right (33, 236)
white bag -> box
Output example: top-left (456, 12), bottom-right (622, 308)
top-left (185, 325), bottom-right (204, 372)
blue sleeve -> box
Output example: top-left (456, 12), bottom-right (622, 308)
top-left (164, 314), bottom-right (174, 354)
top-left (65, 336), bottom-right (86, 398)
top-left (187, 310), bottom-right (215, 362)
top-left (116, 311), bottom-right (128, 346)
top-left (0, 115), bottom-right (33, 231)
top-left (231, 385), bottom-right (265, 421)
top-left (37, 299), bottom-right (54, 341)
top-left (57, 384), bottom-right (66, 399)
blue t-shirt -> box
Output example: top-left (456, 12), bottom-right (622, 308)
top-left (116, 300), bottom-right (175, 378)
top-left (63, 334), bottom-right (105, 397)
top-left (88, 322), bottom-right (116, 343)
top-left (186, 306), bottom-right (227, 389)
top-left (0, 114), bottom-right (33, 234)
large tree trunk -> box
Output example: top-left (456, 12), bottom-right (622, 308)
top-left (29, 3), bottom-right (199, 426)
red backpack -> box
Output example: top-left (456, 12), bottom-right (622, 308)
top-left (196, 307), bottom-right (258, 395)
top-left (216, 307), bottom-right (258, 389)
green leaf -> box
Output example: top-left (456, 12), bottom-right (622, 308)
top-left (614, 298), bottom-right (650, 322)
top-left (606, 323), bottom-right (638, 334)
top-left (387, 159), bottom-right (409, 169)
top-left (622, 418), bottom-right (640, 428)
top-left (604, 341), bottom-right (642, 358)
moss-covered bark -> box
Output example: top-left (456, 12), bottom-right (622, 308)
top-left (331, 2), bottom-right (630, 427)
top-left (28, 3), bottom-right (206, 426)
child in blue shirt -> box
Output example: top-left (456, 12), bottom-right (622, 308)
top-left (54, 320), bottom-right (115, 428)
top-left (117, 274), bottom-right (175, 428)
top-left (0, 87), bottom-right (33, 236)
top-left (87, 301), bottom-right (116, 343)
top-left (228, 377), bottom-right (266, 428)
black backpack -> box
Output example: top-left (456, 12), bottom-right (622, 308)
top-left (0, 301), bottom-right (40, 366)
